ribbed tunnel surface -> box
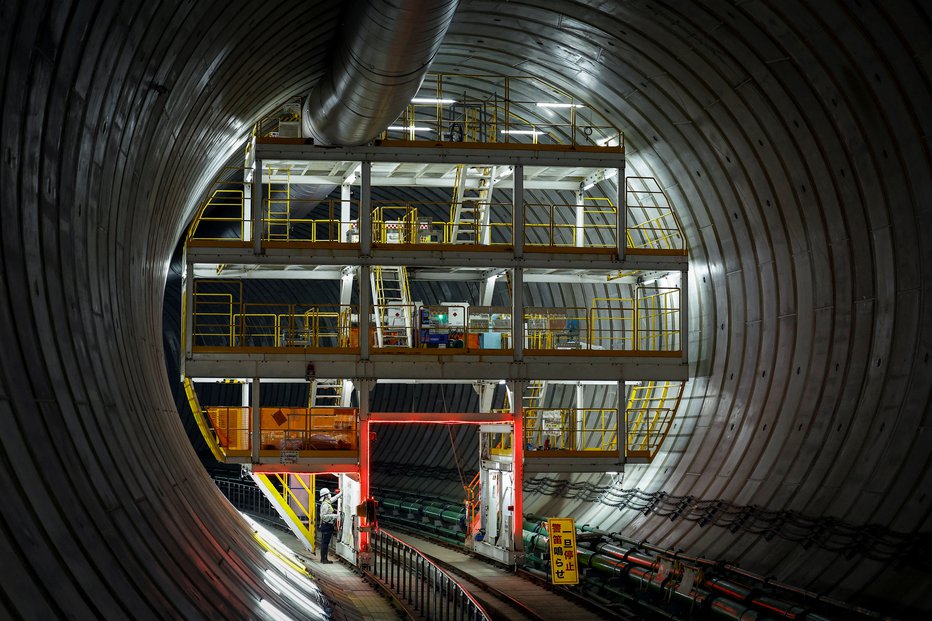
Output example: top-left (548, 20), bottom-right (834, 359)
top-left (2, 1), bottom-right (931, 619)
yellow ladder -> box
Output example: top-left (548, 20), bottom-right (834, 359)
top-left (253, 473), bottom-right (317, 551)
top-left (265, 165), bottom-right (291, 240)
top-left (450, 165), bottom-right (495, 244)
top-left (371, 266), bottom-right (412, 348)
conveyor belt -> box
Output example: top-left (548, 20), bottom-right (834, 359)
top-left (386, 530), bottom-right (607, 621)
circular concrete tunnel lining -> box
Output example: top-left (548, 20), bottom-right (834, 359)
top-left (3, 1), bottom-right (931, 619)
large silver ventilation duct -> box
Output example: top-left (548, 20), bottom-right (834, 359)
top-left (303, 0), bottom-right (459, 145)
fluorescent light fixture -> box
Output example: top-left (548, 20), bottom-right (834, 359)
top-left (501, 129), bottom-right (543, 135)
top-left (411, 97), bottom-right (456, 104)
top-left (583, 181), bottom-right (597, 191)
top-left (597, 136), bottom-right (620, 147)
top-left (605, 169), bottom-right (618, 179)
top-left (537, 102), bottom-right (584, 109)
top-left (388, 126), bottom-right (432, 131)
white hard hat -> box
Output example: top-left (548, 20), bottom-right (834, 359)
top-left (319, 487), bottom-right (331, 498)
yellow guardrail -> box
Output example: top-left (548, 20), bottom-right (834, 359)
top-left (625, 176), bottom-right (686, 253)
top-left (262, 198), bottom-right (357, 243)
top-left (254, 473), bottom-right (317, 552)
top-left (523, 408), bottom-right (618, 451)
top-left (202, 406), bottom-right (359, 455)
top-left (183, 378), bottom-right (225, 462)
top-left (626, 381), bottom-right (686, 460)
top-left (190, 286), bottom-right (356, 349)
top-left (378, 73), bottom-right (624, 149)
top-left (186, 167), bottom-right (251, 242)
top-left (524, 202), bottom-right (617, 248)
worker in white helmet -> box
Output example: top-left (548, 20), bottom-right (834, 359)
top-left (317, 487), bottom-right (341, 563)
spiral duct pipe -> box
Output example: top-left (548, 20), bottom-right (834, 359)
top-left (302, 0), bottom-right (459, 145)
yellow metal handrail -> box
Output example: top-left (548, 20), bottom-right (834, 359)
top-left (524, 203), bottom-right (616, 248)
top-left (202, 406), bottom-right (359, 454)
top-left (625, 176), bottom-right (686, 253)
top-left (263, 198), bottom-right (356, 243)
top-left (254, 472), bottom-right (317, 552)
top-left (191, 293), bottom-right (356, 350)
top-left (373, 204), bottom-right (419, 244)
top-left (626, 381), bottom-right (686, 460)
top-left (186, 167), bottom-right (251, 242)
top-left (379, 73), bottom-right (624, 150)
top-left (523, 408), bottom-right (618, 451)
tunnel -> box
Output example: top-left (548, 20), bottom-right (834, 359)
top-left (1, 1), bottom-right (930, 619)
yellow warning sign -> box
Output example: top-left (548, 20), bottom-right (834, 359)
top-left (547, 518), bottom-right (579, 585)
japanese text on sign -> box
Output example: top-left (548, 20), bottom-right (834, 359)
top-left (547, 518), bottom-right (579, 585)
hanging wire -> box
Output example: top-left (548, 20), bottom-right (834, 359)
top-left (440, 384), bottom-right (468, 490)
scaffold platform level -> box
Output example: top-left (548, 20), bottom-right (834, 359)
top-left (255, 141), bottom-right (624, 168)
top-left (185, 244), bottom-right (687, 271)
top-left (183, 352), bottom-right (688, 382)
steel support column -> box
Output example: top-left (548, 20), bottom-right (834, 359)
top-left (615, 166), bottom-right (625, 260)
top-left (358, 380), bottom-right (373, 553)
top-left (512, 268), bottom-right (524, 362)
top-left (617, 379), bottom-right (626, 467)
top-left (574, 189), bottom-right (585, 248)
top-left (251, 378), bottom-right (260, 463)
top-left (512, 164), bottom-right (524, 258)
top-left (509, 380), bottom-right (525, 560)
top-left (359, 161), bottom-right (372, 256)
top-left (576, 383), bottom-right (585, 450)
top-left (252, 158), bottom-right (263, 255)
top-left (359, 264), bottom-right (371, 359)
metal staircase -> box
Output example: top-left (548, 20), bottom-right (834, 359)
top-left (252, 473), bottom-right (316, 552)
top-left (371, 266), bottom-right (413, 348)
top-left (450, 165), bottom-right (496, 244)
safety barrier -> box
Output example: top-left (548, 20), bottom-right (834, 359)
top-left (368, 529), bottom-right (490, 621)
top-left (186, 167), bottom-right (251, 242)
top-left (253, 473), bottom-right (317, 552)
top-left (191, 283), bottom-right (354, 349)
top-left (524, 408), bottom-right (618, 452)
top-left (203, 406), bottom-right (358, 456)
top-left (190, 290), bottom-right (679, 354)
top-left (524, 202), bottom-right (616, 248)
top-left (379, 72), bottom-right (623, 151)
top-left (262, 198), bottom-right (358, 243)
top-left (625, 177), bottom-right (686, 253)
top-left (625, 381), bottom-right (685, 460)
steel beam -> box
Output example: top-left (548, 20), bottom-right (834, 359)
top-left (256, 142), bottom-right (626, 169)
top-left (187, 246), bottom-right (687, 272)
top-left (185, 353), bottom-right (689, 382)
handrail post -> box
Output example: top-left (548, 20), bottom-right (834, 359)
top-left (250, 378), bottom-right (260, 462)
top-left (512, 164), bottom-right (524, 258)
top-left (615, 165), bottom-right (625, 260)
top-left (252, 158), bottom-right (263, 255)
top-left (359, 161), bottom-right (372, 255)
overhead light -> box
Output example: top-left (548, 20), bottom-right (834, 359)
top-left (605, 169), bottom-right (618, 179)
top-left (411, 98), bottom-right (456, 104)
top-left (501, 129), bottom-right (543, 135)
top-left (537, 102), bottom-right (584, 109)
top-left (583, 181), bottom-right (597, 191)
top-left (597, 136), bottom-right (620, 147)
top-left (387, 126), bottom-right (432, 132)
